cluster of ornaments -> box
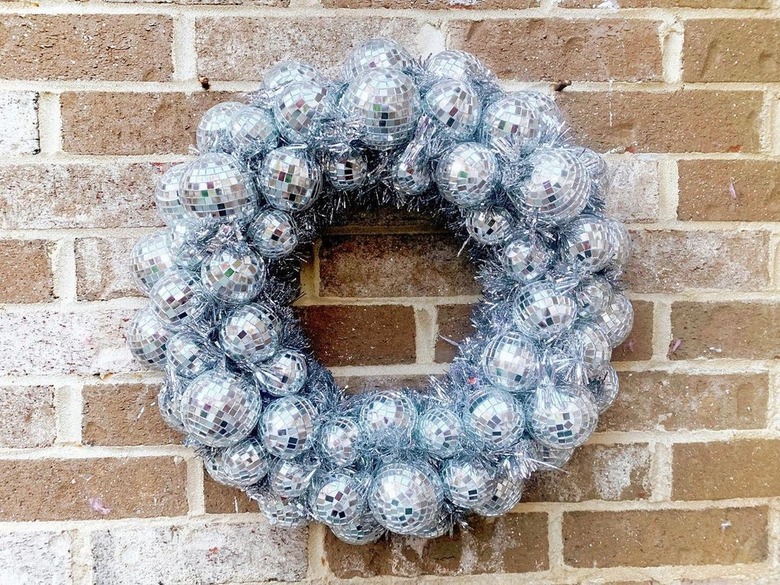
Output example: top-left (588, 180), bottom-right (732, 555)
top-left (127, 39), bottom-right (634, 544)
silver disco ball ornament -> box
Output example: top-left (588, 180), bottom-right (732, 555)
top-left (343, 38), bottom-right (415, 78)
top-left (481, 331), bottom-right (538, 392)
top-left (564, 322), bottom-right (612, 378)
top-left (368, 462), bottom-right (444, 535)
top-left (259, 146), bottom-right (321, 212)
top-left (154, 163), bottom-right (189, 223)
top-left (253, 349), bottom-right (308, 397)
top-left (219, 436), bottom-right (271, 487)
top-left (181, 370), bottom-right (262, 448)
top-left (515, 147), bottom-right (590, 227)
top-left (126, 307), bottom-right (169, 368)
top-left (359, 390), bottom-right (417, 445)
top-left (531, 441), bottom-right (574, 470)
top-left (148, 269), bottom-right (210, 331)
top-left (435, 142), bottom-right (498, 207)
top-left (527, 386), bottom-right (599, 449)
top-left (589, 364), bottom-right (619, 413)
top-left (416, 406), bottom-right (462, 459)
top-left (263, 61), bottom-right (322, 97)
top-left (309, 472), bottom-right (365, 527)
top-left (319, 417), bottom-right (362, 468)
top-left (218, 303), bottom-right (281, 365)
top-left (131, 231), bottom-right (175, 294)
top-left (330, 512), bottom-right (386, 545)
top-left (560, 215), bottom-right (615, 273)
top-left (575, 277), bottom-right (613, 319)
top-left (201, 243), bottom-right (266, 305)
top-left (473, 472), bottom-right (524, 517)
top-left (157, 381), bottom-right (185, 432)
top-left (169, 218), bottom-right (218, 272)
top-left (608, 218), bottom-right (632, 268)
top-left (327, 147), bottom-right (369, 192)
top-left (179, 152), bottom-right (258, 222)
top-left (574, 147), bottom-right (610, 198)
top-left (513, 281), bottom-right (578, 340)
top-left (501, 237), bottom-right (553, 284)
top-left (196, 102), bottom-right (244, 152)
top-left (423, 79), bottom-right (481, 140)
top-left (273, 80), bottom-right (332, 143)
top-left (251, 487), bottom-right (308, 528)
top-left (259, 395), bottom-right (318, 459)
top-left (393, 145), bottom-right (431, 196)
top-left (480, 93), bottom-right (542, 155)
top-left (246, 209), bottom-right (299, 259)
top-left (165, 331), bottom-right (220, 379)
top-left (592, 292), bottom-right (634, 347)
top-left (462, 387), bottom-right (525, 451)
top-left (341, 68), bottom-right (421, 150)
top-left (269, 457), bottom-right (317, 498)
top-left (523, 91), bottom-right (571, 145)
top-left (441, 457), bottom-right (495, 509)
top-left (227, 106), bottom-right (279, 157)
top-left (426, 50), bottom-right (482, 81)
top-left (465, 207), bottom-right (512, 245)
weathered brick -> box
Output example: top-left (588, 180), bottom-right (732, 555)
top-left (61, 92), bottom-right (237, 155)
top-left (331, 206), bottom-right (440, 231)
top-left (336, 375), bottom-right (432, 394)
top-left (203, 474), bottom-right (256, 514)
top-left (109, 0), bottom-right (288, 4)
top-left (624, 230), bottom-right (771, 293)
top-left (91, 521), bottom-right (308, 584)
top-left (435, 303), bottom-right (474, 363)
top-left (0, 457), bottom-right (187, 520)
top-left (670, 301), bottom-right (780, 360)
top-left (560, 0), bottom-right (769, 6)
top-left (324, 0), bottom-right (536, 6)
top-left (599, 372), bottom-right (768, 432)
top-left (320, 233), bottom-right (479, 298)
top-left (612, 300), bottom-right (653, 362)
top-left (683, 20), bottom-right (780, 83)
top-left (0, 15), bottom-right (172, 81)
top-left (675, 577), bottom-right (780, 585)
top-left (604, 157), bottom-right (660, 223)
top-left (673, 440), bottom-right (780, 500)
top-left (678, 160), bottom-right (780, 222)
top-left (557, 91), bottom-right (763, 153)
top-left (524, 443), bottom-right (652, 502)
top-left (0, 163), bottom-right (164, 229)
top-left (0, 240), bottom-right (55, 303)
top-left (196, 17), bottom-right (432, 80)
top-left (0, 92), bottom-right (38, 155)
top-left (297, 305), bottom-right (416, 366)
top-left (0, 386), bottom-right (56, 448)
top-left (0, 531), bottom-right (72, 585)
top-left (82, 383), bottom-right (180, 446)
top-left (449, 19), bottom-right (662, 82)
top-left (564, 507), bottom-right (768, 567)
top-left (324, 513), bottom-right (548, 578)
top-left (76, 237), bottom-right (141, 301)
top-left (0, 308), bottom-right (138, 376)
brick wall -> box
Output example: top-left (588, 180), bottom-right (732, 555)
top-left (0, 0), bottom-right (778, 582)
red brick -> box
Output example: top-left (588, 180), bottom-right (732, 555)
top-left (335, 375), bottom-right (432, 394)
top-left (683, 20), bottom-right (780, 83)
top-left (76, 237), bottom-right (141, 301)
top-left (557, 90), bottom-right (763, 153)
top-left (0, 15), bottom-right (172, 81)
top-left (296, 305), bottom-right (416, 367)
top-left (611, 300), bottom-right (653, 362)
top-left (435, 304), bottom-right (475, 363)
top-left (0, 457), bottom-right (187, 520)
top-left (599, 372), bottom-right (768, 432)
top-left (61, 92), bottom-right (238, 155)
top-left (82, 383), bottom-right (180, 446)
top-left (449, 19), bottom-right (662, 82)
top-left (560, 0), bottom-right (769, 5)
top-left (324, 0), bottom-right (535, 6)
top-left (678, 160), bottom-right (780, 222)
top-left (624, 230), bottom-right (771, 293)
top-left (670, 302), bottom-right (780, 360)
top-left (0, 386), bottom-right (56, 448)
top-left (0, 240), bottom-right (55, 303)
top-left (203, 474), bottom-right (256, 514)
top-left (673, 440), bottom-right (780, 500)
top-left (564, 507), bottom-right (768, 567)
top-left (324, 513), bottom-right (548, 577)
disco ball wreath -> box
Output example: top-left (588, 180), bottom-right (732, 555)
top-left (127, 39), bottom-right (633, 544)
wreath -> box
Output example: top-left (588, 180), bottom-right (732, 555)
top-left (126, 39), bottom-right (633, 544)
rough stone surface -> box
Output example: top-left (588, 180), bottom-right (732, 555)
top-left (0, 240), bottom-right (55, 303)
top-left (604, 157), bottom-right (660, 223)
top-left (76, 237), bottom-right (141, 301)
top-left (0, 386), bottom-right (56, 448)
top-left (0, 92), bottom-right (38, 155)
top-left (611, 300), bottom-right (653, 362)
top-left (449, 19), bottom-right (663, 82)
top-left (0, 457), bottom-right (187, 520)
top-left (0, 531), bottom-right (72, 585)
top-left (90, 521), bottom-right (308, 583)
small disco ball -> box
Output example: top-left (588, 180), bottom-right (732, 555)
top-left (165, 331), bottom-right (220, 379)
top-left (179, 152), bottom-right (258, 222)
top-left (513, 281), bottom-right (578, 341)
top-left (462, 387), bottom-right (525, 451)
top-left (592, 292), bottom-right (634, 347)
top-left (218, 303), bottom-right (281, 366)
top-left (319, 416), bottom-right (362, 468)
top-left (359, 390), bottom-right (417, 446)
top-left (130, 230), bottom-right (175, 295)
top-left (368, 462), bottom-right (444, 535)
top-left (273, 80), bottom-right (332, 143)
top-left (441, 457), bottom-right (495, 509)
top-left (480, 93), bottom-right (542, 155)
top-left (473, 472), bottom-right (524, 517)
top-left (526, 386), bottom-right (599, 449)
top-left (465, 207), bottom-right (512, 245)
top-left (564, 322), bottom-right (612, 378)
top-left (258, 146), bottom-right (321, 213)
top-left (415, 406), bottom-right (462, 459)
top-left (481, 331), bottom-right (538, 393)
top-left (501, 237), bottom-right (553, 284)
top-left (269, 457), bottom-right (317, 498)
top-left (309, 472), bottom-right (365, 527)
top-left (251, 486), bottom-right (308, 528)
top-left (423, 79), bottom-right (481, 140)
top-left (327, 147), bottom-right (369, 192)
top-left (426, 49), bottom-right (483, 82)
top-left (560, 215), bottom-right (615, 273)
top-left (227, 105), bottom-right (280, 158)
top-left (259, 395), bottom-right (318, 459)
top-left (148, 269), bottom-right (210, 331)
top-left (218, 436), bottom-right (271, 487)
top-left (575, 277), bottom-right (613, 319)
top-left (262, 60), bottom-right (323, 96)
top-left (330, 511), bottom-right (386, 545)
top-left (246, 208), bottom-right (299, 259)
top-left (434, 142), bottom-right (498, 208)
top-left (252, 349), bottom-right (308, 397)
top-left (126, 306), bottom-right (169, 369)
top-left (589, 364), bottom-right (620, 413)
top-left (200, 243), bottom-right (266, 305)
top-left (154, 163), bottom-right (189, 223)
top-left (343, 38), bottom-right (415, 78)
top-left (196, 102), bottom-right (244, 152)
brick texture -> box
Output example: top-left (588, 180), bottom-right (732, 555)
top-left (0, 240), bottom-right (55, 303)
top-left (0, 531), bottom-right (72, 585)
top-left (76, 237), bottom-right (141, 301)
top-left (203, 475), bottom-right (256, 514)
top-left (324, 0), bottom-right (536, 6)
top-left (0, 92), bottom-right (38, 155)
top-left (560, 0), bottom-right (769, 5)
top-left (605, 158), bottom-right (660, 223)
top-left (0, 386), bottom-right (56, 448)
top-left (612, 300), bottom-right (653, 362)
top-left (435, 303), bottom-right (475, 363)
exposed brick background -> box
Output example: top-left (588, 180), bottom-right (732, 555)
top-left (0, 0), bottom-right (779, 583)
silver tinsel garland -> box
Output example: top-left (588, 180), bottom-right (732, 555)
top-left (127, 39), bottom-right (634, 544)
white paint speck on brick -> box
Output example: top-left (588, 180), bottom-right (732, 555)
top-left (0, 92), bottom-right (39, 155)
top-left (0, 531), bottom-right (72, 585)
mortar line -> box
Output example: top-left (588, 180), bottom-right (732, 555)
top-left (172, 13), bottom-right (198, 83)
top-left (651, 441), bottom-right (673, 502)
top-left (414, 305), bottom-right (437, 365)
top-left (656, 157), bottom-right (679, 222)
top-left (51, 237), bottom-right (77, 303)
top-left (185, 455), bottom-right (206, 516)
top-left (761, 89), bottom-right (777, 154)
top-left (53, 384), bottom-right (83, 446)
top-left (660, 15), bottom-right (683, 85)
top-left (306, 523), bottom-right (329, 580)
top-left (652, 300), bottom-right (673, 362)
top-left (547, 508), bottom-right (564, 571)
top-left (36, 92), bottom-right (62, 155)
top-left (69, 527), bottom-right (95, 585)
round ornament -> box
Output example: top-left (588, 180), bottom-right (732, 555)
top-left (527, 386), bottom-right (599, 449)
top-left (259, 146), bottom-right (321, 212)
top-left (260, 395), bottom-right (318, 458)
top-left (435, 142), bottom-right (498, 207)
top-left (155, 163), bottom-right (189, 223)
top-left (441, 457), bottom-right (495, 509)
top-left (246, 209), bottom-right (299, 259)
top-left (179, 152), bottom-right (258, 222)
top-left (416, 406), bottom-right (463, 459)
top-left (343, 38), bottom-right (415, 78)
top-left (219, 303), bottom-right (281, 365)
top-left (196, 102), bottom-right (244, 152)
top-left (462, 387), bottom-right (525, 451)
top-left (131, 230), bottom-right (175, 294)
top-left (482, 331), bottom-right (538, 392)
top-left (423, 79), bottom-right (481, 140)
top-left (368, 462), bottom-right (444, 535)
